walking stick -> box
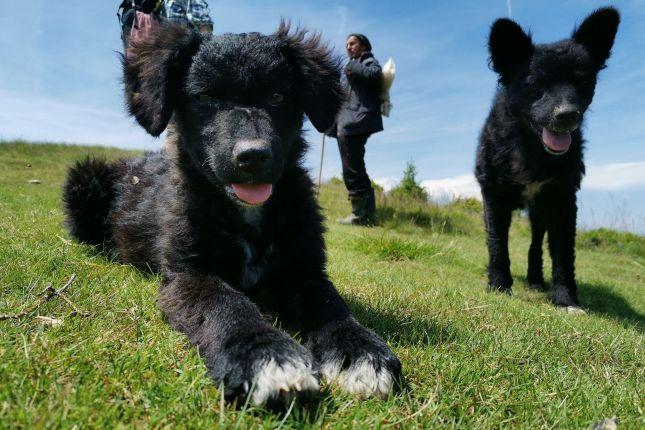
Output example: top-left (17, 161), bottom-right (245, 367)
top-left (316, 133), bottom-right (326, 195)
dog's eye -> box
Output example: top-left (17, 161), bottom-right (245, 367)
top-left (196, 94), bottom-right (213, 103)
top-left (268, 93), bottom-right (285, 106)
top-left (574, 74), bottom-right (593, 85)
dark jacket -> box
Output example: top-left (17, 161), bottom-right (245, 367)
top-left (333, 52), bottom-right (383, 137)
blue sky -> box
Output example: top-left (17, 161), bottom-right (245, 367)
top-left (0, 0), bottom-right (643, 232)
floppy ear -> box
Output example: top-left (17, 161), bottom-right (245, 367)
top-left (275, 21), bottom-right (343, 133)
top-left (123, 24), bottom-right (202, 137)
top-left (572, 7), bottom-right (620, 68)
top-left (488, 18), bottom-right (534, 84)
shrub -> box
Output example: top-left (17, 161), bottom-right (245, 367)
top-left (578, 228), bottom-right (645, 258)
top-left (389, 161), bottom-right (428, 202)
top-left (447, 197), bottom-right (483, 213)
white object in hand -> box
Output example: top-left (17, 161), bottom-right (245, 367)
top-left (380, 57), bottom-right (396, 117)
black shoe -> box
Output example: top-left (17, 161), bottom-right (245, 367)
top-left (337, 191), bottom-right (375, 226)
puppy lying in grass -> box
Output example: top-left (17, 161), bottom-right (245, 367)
top-left (476, 8), bottom-right (620, 310)
top-left (63, 22), bottom-right (401, 407)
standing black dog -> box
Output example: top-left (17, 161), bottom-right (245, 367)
top-left (476, 8), bottom-right (619, 309)
top-left (63, 23), bottom-right (401, 407)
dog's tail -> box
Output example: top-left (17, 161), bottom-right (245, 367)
top-left (62, 157), bottom-right (122, 247)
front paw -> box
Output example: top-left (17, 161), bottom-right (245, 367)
top-left (307, 318), bottom-right (401, 399)
top-left (549, 284), bottom-right (580, 308)
top-left (487, 272), bottom-right (513, 295)
top-left (211, 331), bottom-right (319, 407)
top-left (487, 283), bottom-right (512, 295)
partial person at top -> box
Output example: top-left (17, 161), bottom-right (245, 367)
top-left (331, 34), bottom-right (383, 226)
top-left (163, 0), bottom-right (213, 34)
top-left (118, 0), bottom-right (213, 50)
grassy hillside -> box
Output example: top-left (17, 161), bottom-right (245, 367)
top-left (0, 141), bottom-right (643, 429)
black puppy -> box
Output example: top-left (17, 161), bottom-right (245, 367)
top-left (63, 23), bottom-right (401, 406)
top-left (476, 8), bottom-right (619, 308)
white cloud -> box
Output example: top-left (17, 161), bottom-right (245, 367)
top-left (375, 174), bottom-right (481, 200)
top-left (421, 175), bottom-right (482, 201)
top-left (583, 162), bottom-right (645, 190)
top-left (373, 161), bottom-right (645, 204)
top-left (374, 176), bottom-right (399, 192)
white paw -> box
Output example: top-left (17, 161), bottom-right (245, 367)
top-left (322, 358), bottom-right (395, 399)
top-left (250, 358), bottom-right (319, 406)
top-left (565, 306), bottom-right (587, 315)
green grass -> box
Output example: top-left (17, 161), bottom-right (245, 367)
top-left (578, 228), bottom-right (645, 259)
top-left (1, 141), bottom-right (643, 429)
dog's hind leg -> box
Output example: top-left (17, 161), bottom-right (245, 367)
top-left (546, 192), bottom-right (580, 307)
top-left (527, 205), bottom-right (547, 291)
top-left (158, 274), bottom-right (319, 408)
top-left (483, 193), bottom-right (514, 294)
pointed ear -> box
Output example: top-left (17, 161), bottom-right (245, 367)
top-left (488, 18), bottom-right (534, 84)
top-left (123, 24), bottom-right (202, 137)
top-left (572, 7), bottom-right (620, 68)
top-left (275, 21), bottom-right (343, 133)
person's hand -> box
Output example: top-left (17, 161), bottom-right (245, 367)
top-left (344, 60), bottom-right (358, 76)
top-left (344, 60), bottom-right (352, 75)
top-left (199, 24), bottom-right (213, 34)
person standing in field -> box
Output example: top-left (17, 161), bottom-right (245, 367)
top-left (333, 34), bottom-right (383, 226)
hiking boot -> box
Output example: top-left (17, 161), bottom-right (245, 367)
top-left (337, 191), bottom-right (376, 226)
top-left (364, 191), bottom-right (376, 223)
top-left (337, 213), bottom-right (366, 225)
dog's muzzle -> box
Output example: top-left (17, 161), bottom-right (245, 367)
top-left (229, 139), bottom-right (275, 205)
top-left (233, 139), bottom-right (273, 173)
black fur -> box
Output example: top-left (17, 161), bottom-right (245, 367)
top-left (476, 8), bottom-right (619, 307)
top-left (63, 22), bottom-right (401, 406)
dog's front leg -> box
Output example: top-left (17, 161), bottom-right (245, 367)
top-left (307, 314), bottom-right (402, 400)
top-left (527, 204), bottom-right (548, 290)
top-left (546, 193), bottom-right (580, 308)
top-left (483, 193), bottom-right (514, 293)
top-left (158, 274), bottom-right (319, 407)
top-left (271, 279), bottom-right (402, 399)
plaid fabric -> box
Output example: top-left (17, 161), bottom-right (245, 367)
top-left (163, 0), bottom-right (212, 27)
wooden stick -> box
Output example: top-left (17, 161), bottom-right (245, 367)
top-left (316, 133), bottom-right (326, 195)
top-left (0, 274), bottom-right (77, 320)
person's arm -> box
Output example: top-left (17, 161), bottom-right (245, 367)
top-left (345, 58), bottom-right (382, 86)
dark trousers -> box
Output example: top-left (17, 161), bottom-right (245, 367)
top-left (337, 134), bottom-right (373, 197)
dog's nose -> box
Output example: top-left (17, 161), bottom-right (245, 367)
top-left (233, 139), bottom-right (272, 172)
top-left (554, 106), bottom-right (581, 125)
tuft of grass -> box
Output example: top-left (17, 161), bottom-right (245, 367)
top-left (445, 197), bottom-right (483, 213)
top-left (1, 141), bottom-right (644, 429)
top-left (377, 193), bottom-right (480, 235)
top-left (352, 235), bottom-right (445, 261)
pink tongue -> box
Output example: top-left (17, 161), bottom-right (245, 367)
top-left (542, 128), bottom-right (572, 152)
top-left (231, 183), bottom-right (273, 205)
